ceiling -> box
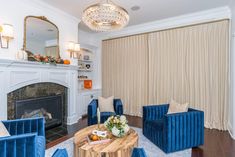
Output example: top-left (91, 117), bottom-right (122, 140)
top-left (41, 0), bottom-right (232, 33)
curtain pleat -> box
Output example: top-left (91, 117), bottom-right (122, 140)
top-left (102, 20), bottom-right (229, 130)
top-left (102, 34), bottom-right (149, 116)
top-left (148, 20), bottom-right (229, 130)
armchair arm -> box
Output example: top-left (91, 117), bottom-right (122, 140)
top-left (0, 133), bottom-right (37, 157)
top-left (2, 117), bottom-right (45, 136)
top-left (163, 109), bottom-right (204, 153)
top-left (143, 104), bottom-right (169, 122)
top-left (88, 99), bottom-right (98, 125)
top-left (113, 99), bottom-right (123, 115)
top-left (88, 99), bottom-right (98, 117)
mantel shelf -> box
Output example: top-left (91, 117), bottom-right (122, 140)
top-left (0, 59), bottom-right (79, 70)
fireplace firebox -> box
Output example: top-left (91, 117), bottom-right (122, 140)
top-left (7, 82), bottom-right (68, 132)
top-left (15, 95), bottom-right (63, 130)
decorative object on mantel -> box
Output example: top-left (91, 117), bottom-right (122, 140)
top-left (28, 54), bottom-right (64, 65)
top-left (104, 115), bottom-right (130, 137)
top-left (67, 42), bottom-right (80, 58)
top-left (82, 0), bottom-right (129, 32)
top-left (16, 49), bottom-right (28, 61)
top-left (63, 59), bottom-right (70, 65)
top-left (0, 24), bottom-right (14, 49)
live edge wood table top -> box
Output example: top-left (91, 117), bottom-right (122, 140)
top-left (74, 124), bottom-right (139, 157)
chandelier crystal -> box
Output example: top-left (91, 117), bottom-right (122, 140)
top-left (82, 0), bottom-right (129, 32)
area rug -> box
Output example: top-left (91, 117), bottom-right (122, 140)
top-left (46, 127), bottom-right (191, 157)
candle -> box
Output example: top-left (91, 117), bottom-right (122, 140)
top-left (97, 107), bottom-right (101, 124)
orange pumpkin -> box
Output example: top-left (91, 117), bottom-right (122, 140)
top-left (64, 59), bottom-right (70, 65)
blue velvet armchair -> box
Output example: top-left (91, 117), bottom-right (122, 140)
top-left (131, 148), bottom-right (147, 157)
top-left (143, 104), bottom-right (204, 153)
top-left (0, 117), bottom-right (45, 157)
top-left (88, 99), bottom-right (123, 126)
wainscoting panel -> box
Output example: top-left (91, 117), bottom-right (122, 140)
top-left (9, 71), bottom-right (40, 91)
top-left (48, 71), bottom-right (68, 87)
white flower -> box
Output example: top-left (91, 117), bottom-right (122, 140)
top-left (123, 124), bottom-right (130, 133)
top-left (120, 115), bottom-right (127, 124)
top-left (104, 121), bottom-right (108, 127)
top-left (112, 126), bottom-right (120, 137)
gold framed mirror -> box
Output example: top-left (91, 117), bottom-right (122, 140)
top-left (23, 16), bottom-right (60, 59)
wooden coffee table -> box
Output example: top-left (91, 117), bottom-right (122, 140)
top-left (74, 124), bottom-right (138, 157)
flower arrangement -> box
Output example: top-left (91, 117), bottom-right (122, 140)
top-left (28, 54), bottom-right (64, 65)
top-left (104, 115), bottom-right (130, 138)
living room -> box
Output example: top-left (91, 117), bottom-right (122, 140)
top-left (0, 0), bottom-right (235, 157)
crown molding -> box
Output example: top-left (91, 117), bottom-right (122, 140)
top-left (98, 6), bottom-right (231, 40)
top-left (21, 0), bottom-right (80, 24)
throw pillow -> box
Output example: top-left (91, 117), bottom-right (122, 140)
top-left (0, 121), bottom-right (10, 138)
top-left (98, 96), bottom-right (115, 112)
top-left (167, 100), bottom-right (189, 114)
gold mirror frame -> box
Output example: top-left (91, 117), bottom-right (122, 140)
top-left (23, 16), bottom-right (60, 58)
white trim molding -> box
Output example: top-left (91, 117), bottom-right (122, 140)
top-left (0, 59), bottom-right (79, 125)
top-left (98, 6), bottom-right (231, 40)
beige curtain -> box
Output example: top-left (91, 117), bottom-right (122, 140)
top-left (148, 20), bottom-right (229, 130)
top-left (102, 34), bottom-right (149, 116)
top-left (102, 20), bottom-right (229, 130)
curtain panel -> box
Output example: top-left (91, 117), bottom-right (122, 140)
top-left (102, 20), bottom-right (229, 130)
top-left (102, 34), bottom-right (149, 116)
top-left (148, 20), bottom-right (229, 130)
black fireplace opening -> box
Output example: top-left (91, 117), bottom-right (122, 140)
top-left (15, 95), bottom-right (63, 130)
top-left (7, 82), bottom-right (69, 143)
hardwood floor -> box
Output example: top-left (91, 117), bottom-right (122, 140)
top-left (46, 115), bottom-right (235, 157)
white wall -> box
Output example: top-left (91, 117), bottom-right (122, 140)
top-left (78, 30), bottom-right (102, 89)
top-left (0, 0), bottom-right (80, 62)
top-left (229, 0), bottom-right (235, 139)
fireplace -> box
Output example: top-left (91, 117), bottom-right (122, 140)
top-left (15, 95), bottom-right (63, 129)
top-left (7, 83), bottom-right (68, 130)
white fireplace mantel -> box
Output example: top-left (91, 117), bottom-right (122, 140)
top-left (0, 59), bottom-right (79, 125)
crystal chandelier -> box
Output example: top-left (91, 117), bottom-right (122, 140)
top-left (82, 0), bottom-right (129, 32)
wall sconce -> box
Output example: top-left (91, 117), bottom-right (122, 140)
top-left (67, 41), bottom-right (75, 58)
top-left (0, 24), bottom-right (14, 49)
top-left (67, 42), bottom-right (80, 58)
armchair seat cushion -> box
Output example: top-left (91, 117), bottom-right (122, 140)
top-left (101, 112), bottom-right (116, 123)
top-left (36, 136), bottom-right (45, 157)
top-left (145, 119), bottom-right (164, 131)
